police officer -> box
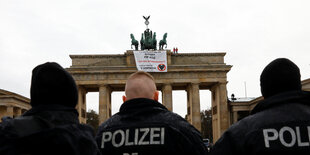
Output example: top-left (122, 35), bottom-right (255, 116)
top-left (211, 58), bottom-right (310, 155)
top-left (96, 71), bottom-right (207, 155)
top-left (0, 62), bottom-right (100, 155)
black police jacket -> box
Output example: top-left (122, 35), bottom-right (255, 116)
top-left (211, 91), bottom-right (310, 155)
top-left (0, 105), bottom-right (100, 155)
top-left (96, 98), bottom-right (207, 155)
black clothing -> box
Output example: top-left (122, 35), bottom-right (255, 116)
top-left (30, 62), bottom-right (78, 108)
top-left (211, 91), bottom-right (310, 155)
top-left (96, 98), bottom-right (207, 155)
top-left (260, 58), bottom-right (301, 98)
top-left (0, 105), bottom-right (100, 155)
top-left (0, 62), bottom-right (99, 154)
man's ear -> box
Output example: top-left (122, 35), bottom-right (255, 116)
top-left (122, 95), bottom-right (127, 102)
top-left (153, 91), bottom-right (159, 101)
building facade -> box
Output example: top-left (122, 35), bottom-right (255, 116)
top-left (0, 89), bottom-right (31, 122)
top-left (229, 78), bottom-right (310, 124)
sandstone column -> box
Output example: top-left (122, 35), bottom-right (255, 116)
top-left (191, 83), bottom-right (201, 131)
top-left (77, 86), bottom-right (86, 123)
top-left (211, 86), bottom-right (219, 142)
top-left (218, 82), bottom-right (229, 134)
top-left (186, 85), bottom-right (192, 123)
top-left (82, 91), bottom-right (87, 123)
top-left (162, 83), bottom-right (173, 111)
top-left (99, 85), bottom-right (111, 124)
top-left (186, 83), bottom-right (201, 131)
top-left (211, 82), bottom-right (230, 142)
top-left (16, 108), bottom-right (22, 116)
top-left (108, 90), bottom-right (112, 118)
top-left (6, 106), bottom-right (13, 118)
top-left (233, 111), bottom-right (238, 123)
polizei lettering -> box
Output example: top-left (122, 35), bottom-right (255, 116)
top-left (101, 127), bottom-right (165, 148)
top-left (263, 126), bottom-right (310, 148)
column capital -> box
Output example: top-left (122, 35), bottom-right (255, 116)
top-left (77, 85), bottom-right (86, 89)
top-left (186, 82), bottom-right (200, 90)
top-left (99, 84), bottom-right (108, 87)
top-left (219, 81), bottom-right (228, 85)
top-left (99, 85), bottom-right (112, 92)
top-left (190, 82), bottom-right (200, 85)
top-left (215, 81), bottom-right (228, 85)
top-left (99, 84), bottom-right (111, 88)
top-left (163, 82), bottom-right (172, 86)
top-left (78, 86), bottom-right (88, 94)
top-left (162, 83), bottom-right (172, 90)
top-left (210, 81), bottom-right (228, 91)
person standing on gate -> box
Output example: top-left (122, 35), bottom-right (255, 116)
top-left (96, 71), bottom-right (207, 155)
top-left (0, 62), bottom-right (100, 155)
top-left (211, 58), bottom-right (310, 155)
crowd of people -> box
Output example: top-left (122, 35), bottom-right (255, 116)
top-left (0, 58), bottom-right (309, 155)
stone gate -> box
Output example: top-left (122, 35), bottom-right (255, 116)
top-left (67, 50), bottom-right (231, 141)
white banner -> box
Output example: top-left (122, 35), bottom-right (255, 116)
top-left (133, 50), bottom-right (167, 72)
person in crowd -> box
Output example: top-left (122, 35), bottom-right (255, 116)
top-left (211, 58), bottom-right (310, 154)
top-left (96, 71), bottom-right (207, 155)
top-left (0, 62), bottom-right (100, 155)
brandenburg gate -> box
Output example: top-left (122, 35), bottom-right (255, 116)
top-left (67, 50), bottom-right (231, 141)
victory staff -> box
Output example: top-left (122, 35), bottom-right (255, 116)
top-left (96, 71), bottom-right (207, 155)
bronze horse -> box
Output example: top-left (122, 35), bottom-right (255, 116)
top-left (130, 34), bottom-right (138, 50)
top-left (159, 33), bottom-right (167, 50)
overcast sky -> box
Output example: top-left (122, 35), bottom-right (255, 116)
top-left (1, 0), bottom-right (309, 117)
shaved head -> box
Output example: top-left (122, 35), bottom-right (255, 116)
top-left (125, 71), bottom-right (157, 100)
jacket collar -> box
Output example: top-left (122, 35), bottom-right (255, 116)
top-left (251, 90), bottom-right (310, 115)
top-left (23, 104), bottom-right (79, 116)
top-left (22, 104), bottom-right (79, 124)
top-left (119, 98), bottom-right (167, 113)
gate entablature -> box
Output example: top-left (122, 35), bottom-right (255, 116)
top-left (70, 50), bottom-right (228, 66)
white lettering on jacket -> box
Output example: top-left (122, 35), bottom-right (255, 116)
top-left (263, 126), bottom-right (310, 148)
top-left (101, 127), bottom-right (165, 148)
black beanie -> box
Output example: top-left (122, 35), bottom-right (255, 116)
top-left (30, 62), bottom-right (78, 108)
top-left (260, 58), bottom-right (302, 98)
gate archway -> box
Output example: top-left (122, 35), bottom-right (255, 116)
top-left (67, 50), bottom-right (231, 141)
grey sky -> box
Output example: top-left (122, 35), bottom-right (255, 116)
top-left (1, 0), bottom-right (309, 117)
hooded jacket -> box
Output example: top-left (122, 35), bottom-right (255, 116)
top-left (211, 90), bottom-right (310, 155)
top-left (0, 62), bottom-right (100, 155)
top-left (96, 98), bottom-right (207, 155)
top-left (0, 105), bottom-right (100, 155)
